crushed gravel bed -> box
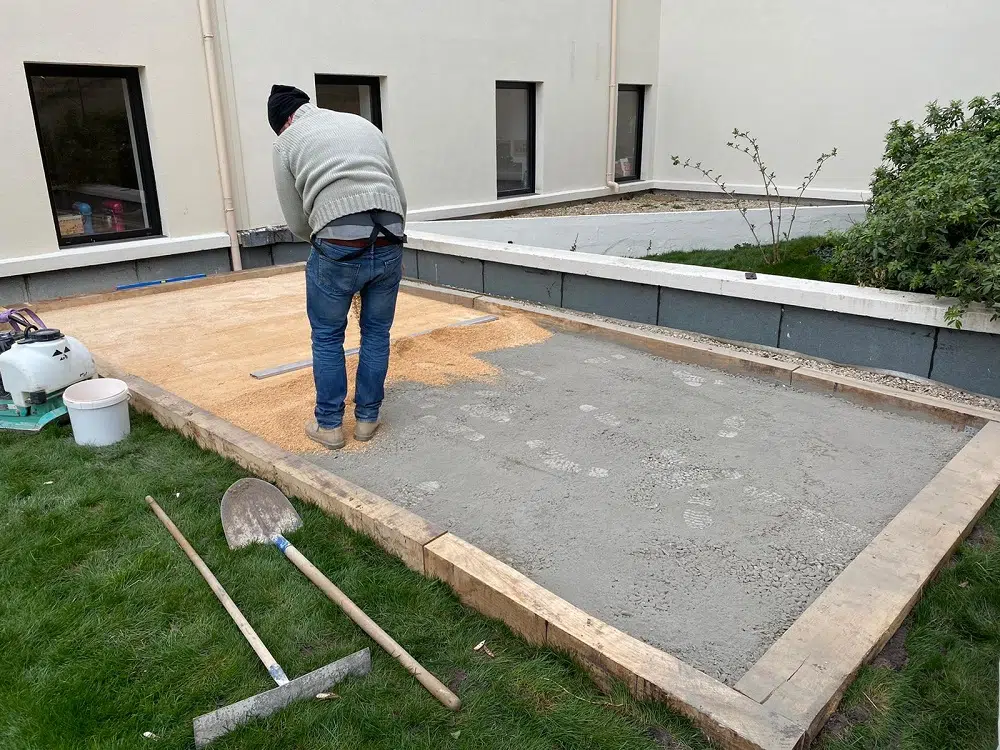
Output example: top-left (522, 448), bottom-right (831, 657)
top-left (511, 191), bottom-right (820, 218)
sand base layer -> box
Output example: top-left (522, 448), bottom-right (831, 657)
top-left (43, 272), bottom-right (551, 452)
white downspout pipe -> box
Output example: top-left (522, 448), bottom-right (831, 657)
top-left (197, 0), bottom-right (243, 271)
top-left (605, 0), bottom-right (621, 194)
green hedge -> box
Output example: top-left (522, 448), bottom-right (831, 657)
top-left (832, 95), bottom-right (1000, 327)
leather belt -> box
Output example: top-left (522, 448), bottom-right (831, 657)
top-left (319, 236), bottom-right (398, 249)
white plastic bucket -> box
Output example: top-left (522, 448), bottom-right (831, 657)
top-left (63, 378), bottom-right (131, 447)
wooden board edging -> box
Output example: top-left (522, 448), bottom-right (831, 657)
top-left (424, 533), bottom-right (805, 750)
top-left (735, 421), bottom-right (1000, 739)
top-left (30, 263), bottom-right (305, 313)
top-left (95, 358), bottom-right (440, 573)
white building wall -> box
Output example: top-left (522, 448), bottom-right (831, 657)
top-left (655, 0), bottom-right (1000, 201)
top-left (5, 0), bottom-right (1000, 275)
top-left (218, 0), bottom-right (661, 230)
top-left (0, 1), bottom-right (227, 264)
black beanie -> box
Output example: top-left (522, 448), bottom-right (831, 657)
top-left (268, 85), bottom-right (310, 135)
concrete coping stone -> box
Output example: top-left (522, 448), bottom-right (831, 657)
top-left (406, 231), bottom-right (1000, 335)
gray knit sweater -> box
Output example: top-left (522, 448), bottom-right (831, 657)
top-left (272, 104), bottom-right (407, 241)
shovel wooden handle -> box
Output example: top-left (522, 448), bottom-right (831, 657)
top-left (274, 535), bottom-right (461, 711)
top-left (146, 497), bottom-right (290, 686)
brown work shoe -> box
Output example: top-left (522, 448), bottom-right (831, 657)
top-left (354, 419), bottom-right (381, 442)
top-left (305, 420), bottom-right (345, 450)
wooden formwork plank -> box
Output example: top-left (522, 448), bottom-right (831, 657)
top-left (100, 361), bottom-right (443, 574)
top-left (791, 367), bottom-right (1000, 428)
top-left (98, 358), bottom-right (285, 481)
top-left (736, 421), bottom-right (1000, 738)
top-left (272, 454), bottom-right (444, 574)
top-left (425, 533), bottom-right (805, 750)
top-left (468, 296), bottom-right (799, 387)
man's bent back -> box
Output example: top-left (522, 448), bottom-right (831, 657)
top-left (269, 85), bottom-right (407, 451)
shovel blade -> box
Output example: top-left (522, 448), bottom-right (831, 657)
top-left (221, 478), bottom-right (302, 550)
top-left (192, 647), bottom-right (371, 748)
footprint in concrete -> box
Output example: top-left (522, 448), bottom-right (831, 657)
top-left (743, 485), bottom-right (783, 504)
top-left (718, 415), bottom-right (746, 439)
top-left (612, 354), bottom-right (627, 360)
top-left (579, 404), bottom-right (621, 428)
top-left (460, 403), bottom-right (512, 423)
top-left (525, 439), bottom-right (608, 477)
top-left (544, 451), bottom-right (581, 473)
top-left (683, 507), bottom-right (714, 529)
top-left (688, 493), bottom-right (714, 507)
top-left (673, 369), bottom-right (705, 387)
top-left (444, 423), bottom-right (486, 442)
top-left (647, 448), bottom-right (742, 491)
top-left (419, 414), bottom-right (486, 443)
top-left (417, 481), bottom-right (441, 495)
top-left (515, 369), bottom-right (546, 382)
top-left (594, 412), bottom-right (622, 427)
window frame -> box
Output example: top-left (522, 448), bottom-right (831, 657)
top-left (495, 81), bottom-right (537, 198)
top-left (314, 74), bottom-right (383, 130)
top-left (24, 63), bottom-right (162, 247)
top-left (615, 84), bottom-right (645, 183)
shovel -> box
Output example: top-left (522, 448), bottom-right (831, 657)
top-left (221, 478), bottom-right (461, 711)
top-left (146, 497), bottom-right (372, 747)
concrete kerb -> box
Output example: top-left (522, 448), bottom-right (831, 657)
top-left (84, 281), bottom-right (1000, 750)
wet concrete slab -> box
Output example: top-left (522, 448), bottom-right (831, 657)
top-left (306, 330), bottom-right (971, 684)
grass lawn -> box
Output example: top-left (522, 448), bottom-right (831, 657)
top-left (0, 414), bottom-right (710, 750)
top-left (814, 502), bottom-right (1000, 750)
top-left (644, 236), bottom-right (836, 282)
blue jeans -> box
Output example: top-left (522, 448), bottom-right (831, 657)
top-left (306, 240), bottom-right (403, 428)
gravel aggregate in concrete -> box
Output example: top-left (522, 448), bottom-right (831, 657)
top-left (309, 330), bottom-right (971, 684)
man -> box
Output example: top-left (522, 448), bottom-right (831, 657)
top-left (268, 84), bottom-right (407, 450)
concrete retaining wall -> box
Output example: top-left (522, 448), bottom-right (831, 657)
top-left (404, 232), bottom-right (1000, 399)
top-left (0, 228), bottom-right (311, 303)
top-left (6, 225), bottom-right (997, 401)
top-left (0, 248), bottom-right (234, 303)
top-left (409, 205), bottom-right (867, 258)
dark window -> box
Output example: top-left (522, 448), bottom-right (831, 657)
top-left (315, 75), bottom-right (382, 129)
top-left (615, 85), bottom-right (645, 182)
top-left (25, 64), bottom-right (161, 246)
top-left (496, 82), bottom-right (536, 197)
